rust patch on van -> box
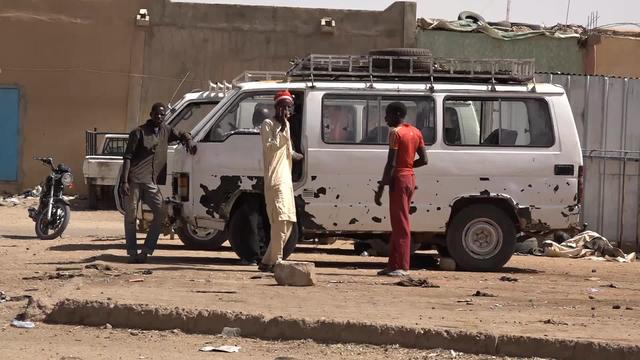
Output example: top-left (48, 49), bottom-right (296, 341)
top-left (295, 195), bottom-right (326, 231)
top-left (409, 206), bottom-right (417, 214)
top-left (314, 187), bottom-right (327, 198)
top-left (349, 218), bottom-right (359, 225)
top-left (372, 216), bottom-right (382, 223)
top-left (199, 176), bottom-right (242, 218)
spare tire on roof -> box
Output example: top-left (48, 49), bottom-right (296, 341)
top-left (368, 48), bottom-right (433, 72)
top-left (458, 11), bottom-right (486, 24)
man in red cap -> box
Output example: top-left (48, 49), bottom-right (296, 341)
top-left (374, 102), bottom-right (428, 276)
top-left (258, 90), bottom-right (303, 272)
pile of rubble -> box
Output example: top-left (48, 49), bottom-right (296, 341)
top-left (0, 186), bottom-right (41, 207)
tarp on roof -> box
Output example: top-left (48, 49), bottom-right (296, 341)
top-left (418, 18), bottom-right (584, 40)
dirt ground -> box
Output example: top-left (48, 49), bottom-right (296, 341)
top-left (0, 301), bottom-right (540, 360)
top-left (0, 204), bottom-right (639, 358)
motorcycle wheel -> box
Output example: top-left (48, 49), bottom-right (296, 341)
top-left (35, 202), bottom-right (71, 240)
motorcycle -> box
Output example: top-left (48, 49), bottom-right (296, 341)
top-left (28, 157), bottom-right (73, 239)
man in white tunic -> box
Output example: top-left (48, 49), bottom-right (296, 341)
top-left (258, 90), bottom-right (303, 272)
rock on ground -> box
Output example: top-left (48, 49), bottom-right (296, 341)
top-left (274, 261), bottom-right (316, 286)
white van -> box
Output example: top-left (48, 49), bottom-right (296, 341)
top-left (169, 54), bottom-right (583, 271)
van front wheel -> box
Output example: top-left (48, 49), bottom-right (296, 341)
top-left (175, 224), bottom-right (227, 250)
top-left (446, 204), bottom-right (516, 271)
top-left (228, 199), bottom-right (298, 263)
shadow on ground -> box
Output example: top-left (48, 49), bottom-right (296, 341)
top-left (1, 234), bottom-right (39, 240)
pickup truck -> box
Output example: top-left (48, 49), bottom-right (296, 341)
top-left (82, 88), bottom-right (226, 247)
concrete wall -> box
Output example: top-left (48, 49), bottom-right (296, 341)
top-left (585, 34), bottom-right (640, 77)
top-left (0, 0), bottom-right (148, 194)
top-left (417, 30), bottom-right (585, 74)
top-left (137, 1), bottom-right (416, 124)
top-left (0, 0), bottom-right (414, 195)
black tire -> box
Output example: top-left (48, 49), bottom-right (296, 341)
top-left (369, 48), bottom-right (433, 71)
top-left (175, 224), bottom-right (227, 250)
top-left (228, 199), bottom-right (298, 262)
top-left (35, 202), bottom-right (70, 240)
top-left (446, 204), bottom-right (516, 271)
top-left (436, 245), bottom-right (450, 258)
top-left (88, 184), bottom-right (97, 210)
top-left (458, 11), bottom-right (486, 23)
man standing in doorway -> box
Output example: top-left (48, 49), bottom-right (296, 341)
top-left (120, 103), bottom-right (197, 263)
top-left (374, 102), bottom-right (428, 276)
top-left (259, 90), bottom-right (303, 272)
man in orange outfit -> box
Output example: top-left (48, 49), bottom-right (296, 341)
top-left (374, 102), bottom-right (428, 276)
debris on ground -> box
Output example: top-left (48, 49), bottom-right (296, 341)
top-left (0, 290), bottom-right (7, 303)
top-left (542, 318), bottom-right (569, 326)
top-left (55, 266), bottom-right (83, 271)
top-left (538, 231), bottom-right (636, 262)
top-left (273, 261), bottom-right (316, 287)
top-left (192, 290), bottom-right (237, 294)
top-left (141, 269), bottom-right (153, 276)
top-left (103, 323), bottom-right (113, 330)
top-left (10, 319), bottom-right (35, 329)
top-left (605, 283), bottom-right (618, 288)
top-left (199, 345), bottom-right (241, 353)
top-left (395, 277), bottom-right (440, 288)
top-left (23, 271), bottom-right (84, 281)
top-left (457, 298), bottom-right (473, 304)
top-left (586, 277), bottom-right (600, 281)
top-left (85, 262), bottom-right (114, 271)
top-left (220, 327), bottom-right (241, 337)
top-left (613, 305), bottom-right (622, 310)
top-left (129, 330), bottom-right (140, 336)
top-left (472, 290), bottom-right (496, 297)
top-left (128, 278), bottom-right (144, 283)
top-left (499, 276), bottom-right (519, 282)
top-left (587, 287), bottom-right (600, 294)
top-left (626, 306), bottom-right (634, 310)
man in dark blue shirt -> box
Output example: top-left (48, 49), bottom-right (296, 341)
top-left (120, 103), bottom-right (196, 263)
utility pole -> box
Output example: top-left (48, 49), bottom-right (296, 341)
top-left (506, 0), bottom-right (511, 22)
top-left (565, 0), bottom-right (571, 24)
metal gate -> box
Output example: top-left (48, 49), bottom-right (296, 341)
top-left (536, 74), bottom-right (640, 252)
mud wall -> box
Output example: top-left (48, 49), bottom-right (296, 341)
top-left (0, 0), bottom-right (415, 195)
top-left (0, 0), bottom-right (148, 194)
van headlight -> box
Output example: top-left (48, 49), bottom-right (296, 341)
top-left (61, 173), bottom-right (74, 186)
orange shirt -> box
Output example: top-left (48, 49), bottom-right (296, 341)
top-left (389, 123), bottom-right (425, 176)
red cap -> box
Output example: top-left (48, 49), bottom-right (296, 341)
top-left (274, 90), bottom-right (293, 104)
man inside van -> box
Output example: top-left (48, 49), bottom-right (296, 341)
top-left (258, 90), bottom-right (304, 272)
top-left (120, 102), bottom-right (197, 263)
top-left (374, 102), bottom-right (428, 276)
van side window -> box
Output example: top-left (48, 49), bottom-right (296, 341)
top-left (322, 95), bottom-right (435, 145)
top-left (443, 98), bottom-right (554, 147)
top-left (202, 95), bottom-right (274, 142)
top-left (168, 101), bottom-right (218, 134)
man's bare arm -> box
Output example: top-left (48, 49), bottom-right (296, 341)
top-left (374, 148), bottom-right (397, 206)
top-left (413, 146), bottom-right (428, 168)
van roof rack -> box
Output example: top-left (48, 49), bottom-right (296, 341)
top-left (286, 54), bottom-right (535, 84)
top-left (232, 71), bottom-right (287, 85)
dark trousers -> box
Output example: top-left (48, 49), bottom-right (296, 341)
top-left (388, 174), bottom-right (415, 271)
top-left (124, 182), bottom-right (163, 256)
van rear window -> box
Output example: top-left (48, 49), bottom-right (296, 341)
top-left (321, 95), bottom-right (436, 145)
top-left (443, 97), bottom-right (554, 147)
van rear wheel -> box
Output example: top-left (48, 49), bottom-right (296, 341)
top-left (228, 199), bottom-right (298, 263)
top-left (446, 204), bottom-right (516, 271)
top-left (175, 224), bottom-right (226, 250)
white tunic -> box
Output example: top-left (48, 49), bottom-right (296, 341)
top-left (260, 119), bottom-right (297, 222)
